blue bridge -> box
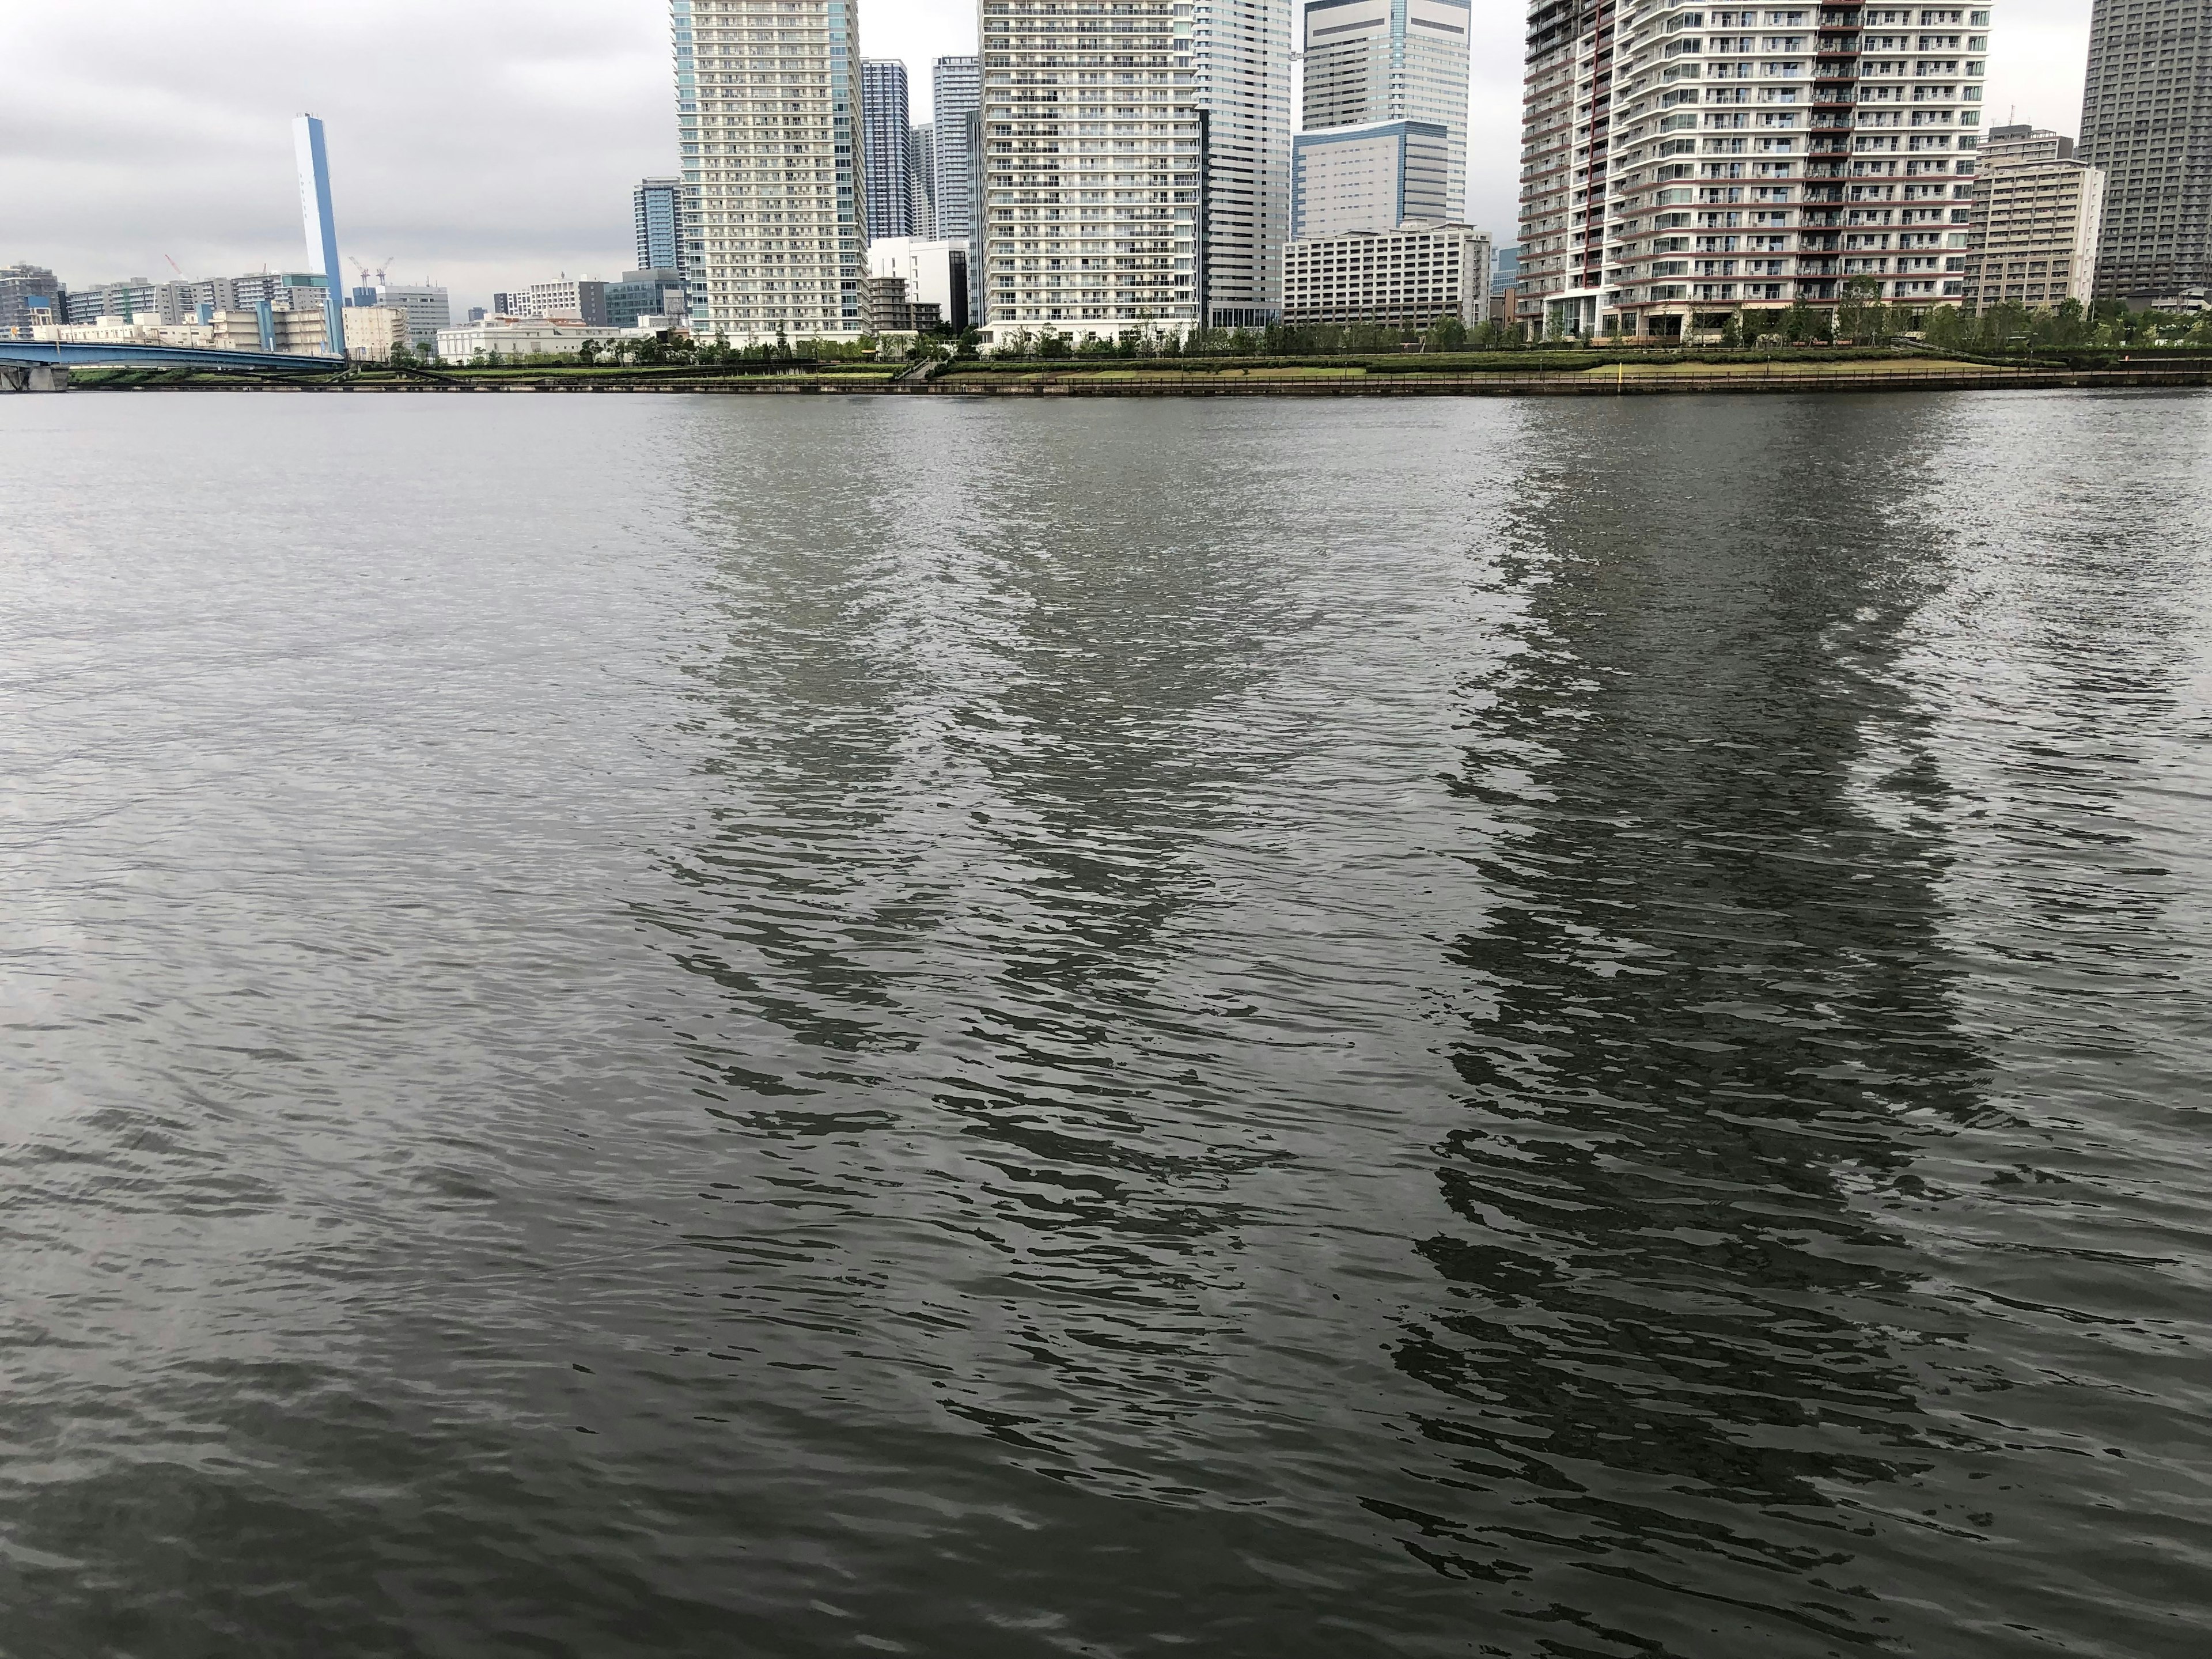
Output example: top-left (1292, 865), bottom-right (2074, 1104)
top-left (0, 339), bottom-right (349, 391)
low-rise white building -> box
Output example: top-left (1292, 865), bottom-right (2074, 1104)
top-left (1281, 221), bottom-right (1493, 330)
top-left (434, 318), bottom-right (608, 360)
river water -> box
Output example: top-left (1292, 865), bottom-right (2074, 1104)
top-left (2, 391), bottom-right (2208, 1657)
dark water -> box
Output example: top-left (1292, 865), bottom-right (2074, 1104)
top-left (2, 391), bottom-right (2209, 1658)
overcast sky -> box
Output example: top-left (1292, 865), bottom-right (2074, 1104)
top-left (3, 0), bottom-right (2092, 315)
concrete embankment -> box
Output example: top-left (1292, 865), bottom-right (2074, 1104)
top-left (73, 361), bottom-right (2212, 397)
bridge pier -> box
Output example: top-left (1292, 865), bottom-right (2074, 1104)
top-left (0, 363), bottom-right (69, 392)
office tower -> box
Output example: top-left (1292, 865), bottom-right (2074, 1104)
top-left (608, 270), bottom-right (690, 327)
top-left (292, 114), bottom-right (346, 359)
top-left (1514, 0), bottom-right (1613, 331)
top-left (0, 263), bottom-right (64, 338)
top-left (975, 0), bottom-right (1203, 339)
top-left (1194, 0), bottom-right (1294, 325)
top-left (675, 0), bottom-right (870, 341)
top-left (519, 279), bottom-right (611, 325)
top-left (635, 176), bottom-right (688, 274)
top-left (910, 124), bottom-right (937, 238)
top-left (363, 284), bottom-right (453, 346)
top-left (1283, 221), bottom-right (1491, 324)
top-left (1961, 125), bottom-right (2106, 308)
top-left (931, 55), bottom-right (983, 240)
top-left (1292, 119), bottom-right (1450, 239)
top-left (2078, 0), bottom-right (2211, 302)
top-left (1301, 0), bottom-right (1472, 215)
top-left (862, 59), bottom-right (914, 240)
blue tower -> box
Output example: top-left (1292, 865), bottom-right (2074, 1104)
top-left (292, 115), bottom-right (345, 359)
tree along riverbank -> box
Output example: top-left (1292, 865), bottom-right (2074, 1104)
top-left (65, 347), bottom-right (2212, 398)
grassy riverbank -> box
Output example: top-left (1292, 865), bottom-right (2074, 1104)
top-left (63, 344), bottom-right (2212, 397)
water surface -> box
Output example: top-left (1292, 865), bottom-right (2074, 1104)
top-left (2, 391), bottom-right (2209, 1657)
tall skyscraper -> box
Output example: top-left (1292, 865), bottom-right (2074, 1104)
top-left (910, 123), bottom-right (937, 238)
top-left (1517, 0), bottom-right (1992, 338)
top-left (1962, 125), bottom-right (2106, 309)
top-left (1301, 0), bottom-right (1472, 216)
top-left (674, 0), bottom-right (870, 342)
top-left (862, 59), bottom-right (914, 241)
top-left (291, 114), bottom-right (345, 358)
top-left (931, 55), bottom-right (983, 241)
top-left (2078, 0), bottom-right (2211, 302)
top-left (1513, 0), bottom-right (1613, 332)
top-left (975, 0), bottom-right (1204, 339)
top-left (634, 176), bottom-right (688, 275)
top-left (1194, 0), bottom-right (1296, 324)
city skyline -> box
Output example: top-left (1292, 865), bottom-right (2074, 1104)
top-left (2, 0), bottom-right (2100, 316)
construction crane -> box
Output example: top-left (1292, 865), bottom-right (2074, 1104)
top-left (163, 255), bottom-right (183, 276)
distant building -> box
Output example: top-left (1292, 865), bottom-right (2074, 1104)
top-left (677, 0), bottom-right (868, 342)
top-left (518, 279), bottom-right (609, 326)
top-left (634, 176), bottom-right (688, 276)
top-left (930, 56), bottom-right (982, 243)
top-left (861, 60), bottom-right (913, 240)
top-left (343, 305), bottom-right (411, 361)
top-left (467, 306), bottom-right (487, 323)
top-left (1302, 0), bottom-right (1471, 220)
top-left (490, 292), bottom-right (516, 317)
top-left (1282, 221), bottom-right (1491, 329)
top-left (607, 269), bottom-right (689, 329)
top-left (1291, 120), bottom-right (1450, 241)
top-left (1962, 126), bottom-right (2107, 311)
top-left (39, 309), bottom-right (329, 355)
top-left (867, 238), bottom-right (969, 331)
top-left (64, 279), bottom-right (158, 325)
top-left (909, 123), bottom-right (937, 240)
top-left (359, 284), bottom-right (450, 347)
top-left (1, 263), bottom-right (66, 339)
top-left (1489, 244), bottom-right (1520, 324)
top-left (435, 319), bottom-right (607, 360)
top-left (2078, 0), bottom-right (2211, 302)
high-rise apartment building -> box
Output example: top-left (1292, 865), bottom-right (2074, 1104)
top-left (2077, 0), bottom-right (2211, 302)
top-left (910, 123), bottom-right (938, 237)
top-left (1514, 0), bottom-right (1614, 331)
top-left (673, 0), bottom-right (870, 342)
top-left (1301, 0), bottom-right (1472, 215)
top-left (1292, 120), bottom-right (1451, 238)
top-left (1194, 0), bottom-right (1294, 325)
top-left (634, 176), bottom-right (688, 274)
top-left (975, 0), bottom-right (1205, 340)
top-left (0, 263), bottom-right (64, 339)
top-left (1961, 124), bottom-right (2105, 308)
top-left (862, 59), bottom-right (914, 240)
top-left (931, 55), bottom-right (984, 241)
top-left (1521, 0), bottom-right (1993, 338)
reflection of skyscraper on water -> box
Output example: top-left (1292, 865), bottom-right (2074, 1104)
top-left (1402, 400), bottom-right (1992, 1646)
